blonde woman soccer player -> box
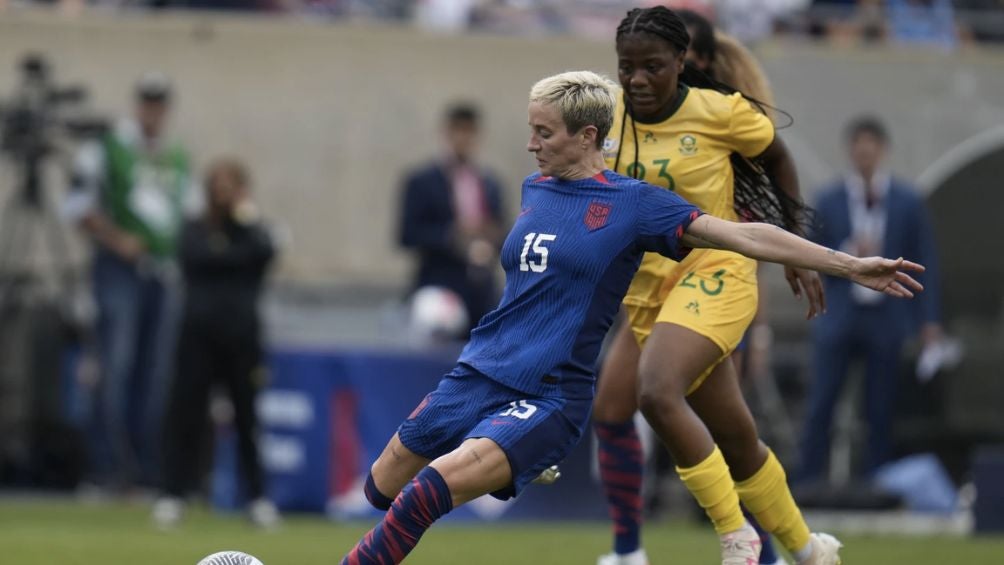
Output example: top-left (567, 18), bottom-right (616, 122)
top-left (338, 70), bottom-right (923, 565)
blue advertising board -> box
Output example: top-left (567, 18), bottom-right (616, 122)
top-left (212, 347), bottom-right (607, 522)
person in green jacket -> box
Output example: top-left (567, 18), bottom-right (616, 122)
top-left (66, 71), bottom-right (192, 491)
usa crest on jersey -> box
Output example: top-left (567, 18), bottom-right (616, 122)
top-left (584, 201), bottom-right (612, 231)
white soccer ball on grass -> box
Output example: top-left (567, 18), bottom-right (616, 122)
top-left (197, 551), bottom-right (264, 565)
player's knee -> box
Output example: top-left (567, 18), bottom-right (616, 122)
top-left (637, 381), bottom-right (682, 422)
top-left (637, 388), bottom-right (664, 421)
top-left (592, 394), bottom-right (635, 423)
top-left (637, 368), bottom-right (684, 418)
top-left (364, 471), bottom-right (395, 511)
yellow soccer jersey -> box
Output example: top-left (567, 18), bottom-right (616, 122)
top-left (603, 85), bottom-right (774, 307)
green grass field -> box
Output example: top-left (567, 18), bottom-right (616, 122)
top-left (2, 499), bottom-right (1003, 564)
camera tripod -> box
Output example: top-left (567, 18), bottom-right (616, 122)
top-left (0, 150), bottom-right (78, 315)
top-left (0, 149), bottom-right (86, 486)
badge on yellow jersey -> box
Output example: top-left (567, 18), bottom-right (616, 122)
top-left (679, 134), bottom-right (698, 156)
top-left (602, 137), bottom-right (619, 160)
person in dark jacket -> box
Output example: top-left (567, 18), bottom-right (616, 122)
top-left (152, 158), bottom-right (279, 529)
top-left (798, 116), bottom-right (943, 484)
top-left (398, 103), bottom-right (506, 335)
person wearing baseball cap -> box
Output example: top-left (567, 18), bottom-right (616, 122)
top-left (66, 70), bottom-right (192, 494)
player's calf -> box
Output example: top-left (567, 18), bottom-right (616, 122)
top-left (340, 439), bottom-right (513, 565)
top-left (364, 472), bottom-right (394, 511)
top-left (341, 466), bottom-right (455, 565)
top-left (366, 433), bottom-right (431, 510)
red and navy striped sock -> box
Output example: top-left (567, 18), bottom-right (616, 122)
top-left (364, 472), bottom-right (395, 511)
top-left (595, 419), bottom-right (644, 555)
top-left (743, 505), bottom-right (780, 564)
top-left (342, 466), bottom-right (454, 565)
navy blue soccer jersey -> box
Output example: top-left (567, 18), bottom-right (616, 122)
top-left (457, 170), bottom-right (702, 399)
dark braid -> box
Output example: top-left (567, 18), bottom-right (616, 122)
top-left (675, 9), bottom-right (784, 121)
top-left (678, 10), bottom-right (716, 65)
top-left (615, 6), bottom-right (691, 53)
top-left (614, 6), bottom-right (810, 232)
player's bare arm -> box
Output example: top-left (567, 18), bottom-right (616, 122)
top-left (680, 214), bottom-right (925, 298)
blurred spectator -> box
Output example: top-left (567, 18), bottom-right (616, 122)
top-left (806, 0), bottom-right (972, 45)
top-left (854, 0), bottom-right (888, 41)
top-left (716, 0), bottom-right (811, 43)
top-left (467, 0), bottom-right (569, 35)
top-left (956, 0), bottom-right (1004, 42)
top-left (153, 158), bottom-right (279, 529)
top-left (397, 102), bottom-right (505, 337)
top-left (798, 116), bottom-right (943, 484)
top-left (415, 0), bottom-right (476, 31)
top-left (886, 0), bottom-right (961, 48)
top-left (65, 71), bottom-right (191, 491)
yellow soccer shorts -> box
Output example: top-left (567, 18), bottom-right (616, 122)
top-left (626, 252), bottom-right (758, 394)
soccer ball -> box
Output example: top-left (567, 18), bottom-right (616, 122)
top-left (197, 551), bottom-right (264, 565)
top-left (409, 285), bottom-right (469, 340)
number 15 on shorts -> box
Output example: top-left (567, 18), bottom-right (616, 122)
top-left (499, 400), bottom-right (537, 420)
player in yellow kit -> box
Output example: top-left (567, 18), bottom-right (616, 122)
top-left (590, 7), bottom-right (839, 565)
top-left (607, 66), bottom-right (770, 364)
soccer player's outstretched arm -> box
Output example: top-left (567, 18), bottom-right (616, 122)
top-left (680, 214), bottom-right (925, 299)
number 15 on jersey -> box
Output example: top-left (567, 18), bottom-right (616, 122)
top-left (519, 233), bottom-right (557, 273)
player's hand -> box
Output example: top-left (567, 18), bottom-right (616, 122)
top-left (921, 322), bottom-right (944, 347)
top-left (231, 198), bottom-right (260, 225)
top-left (115, 233), bottom-right (146, 263)
top-left (849, 257), bottom-right (925, 298)
top-left (784, 266), bottom-right (826, 319)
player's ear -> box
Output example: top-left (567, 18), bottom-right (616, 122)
top-left (581, 125), bottom-right (598, 150)
top-left (674, 49), bottom-right (686, 74)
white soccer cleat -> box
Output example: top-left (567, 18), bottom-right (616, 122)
top-left (531, 465), bottom-right (562, 485)
top-left (720, 524), bottom-right (762, 565)
top-left (151, 496), bottom-right (184, 530)
top-left (596, 548), bottom-right (649, 565)
top-left (798, 533), bottom-right (842, 565)
top-left (248, 498), bottom-right (282, 531)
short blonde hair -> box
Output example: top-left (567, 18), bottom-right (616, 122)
top-left (529, 71), bottom-right (617, 148)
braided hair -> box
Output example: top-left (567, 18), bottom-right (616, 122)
top-left (613, 6), bottom-right (810, 232)
top-left (677, 10), bottom-right (778, 117)
top-left (678, 9), bottom-right (717, 71)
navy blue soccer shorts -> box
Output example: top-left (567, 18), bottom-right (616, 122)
top-left (396, 363), bottom-right (591, 500)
